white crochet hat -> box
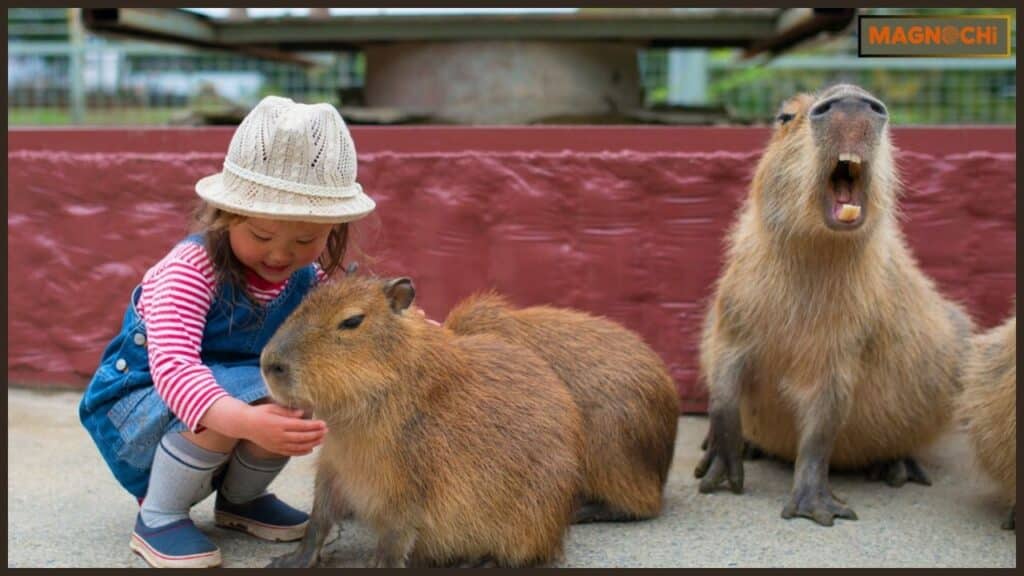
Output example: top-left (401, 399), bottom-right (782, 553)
top-left (195, 96), bottom-right (375, 223)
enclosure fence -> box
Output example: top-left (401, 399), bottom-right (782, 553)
top-left (8, 41), bottom-right (1017, 126)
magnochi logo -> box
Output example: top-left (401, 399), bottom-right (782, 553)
top-left (868, 24), bottom-right (1000, 46)
top-left (859, 15), bottom-right (1011, 57)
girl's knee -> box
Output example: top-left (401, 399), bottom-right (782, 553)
top-left (181, 429), bottom-right (239, 454)
top-left (237, 439), bottom-right (289, 460)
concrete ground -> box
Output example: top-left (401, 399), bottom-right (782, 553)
top-left (7, 387), bottom-right (1016, 568)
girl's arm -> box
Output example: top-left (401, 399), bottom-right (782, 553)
top-left (141, 243), bottom-right (228, 432)
top-left (141, 243), bottom-right (325, 453)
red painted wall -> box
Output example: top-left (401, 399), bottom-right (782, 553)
top-left (7, 127), bottom-right (1016, 412)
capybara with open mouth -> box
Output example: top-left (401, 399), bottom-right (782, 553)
top-left (445, 293), bottom-right (679, 523)
top-left (695, 84), bottom-right (974, 526)
top-left (262, 276), bottom-right (584, 567)
top-left (959, 312), bottom-right (1016, 529)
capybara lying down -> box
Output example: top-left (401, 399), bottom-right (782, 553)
top-left (262, 276), bottom-right (584, 568)
top-left (696, 84), bottom-right (974, 526)
top-left (445, 292), bottom-right (679, 523)
top-left (959, 313), bottom-right (1016, 530)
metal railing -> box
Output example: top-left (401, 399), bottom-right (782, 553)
top-left (8, 42), bottom-right (1017, 126)
top-left (642, 52), bottom-right (1016, 125)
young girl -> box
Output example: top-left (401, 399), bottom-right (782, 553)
top-left (79, 96), bottom-right (376, 568)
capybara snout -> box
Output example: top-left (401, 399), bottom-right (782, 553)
top-left (810, 85), bottom-right (888, 175)
top-left (757, 83), bottom-right (896, 236)
top-left (809, 84), bottom-right (890, 232)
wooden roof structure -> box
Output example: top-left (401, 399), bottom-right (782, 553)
top-left (81, 8), bottom-right (856, 60)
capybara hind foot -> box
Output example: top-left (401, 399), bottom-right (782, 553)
top-left (865, 457), bottom-right (931, 487)
top-left (573, 501), bottom-right (646, 524)
top-left (695, 412), bottom-right (745, 494)
top-left (700, 433), bottom-right (764, 461)
top-left (1003, 508), bottom-right (1015, 531)
top-left (781, 485), bottom-right (858, 527)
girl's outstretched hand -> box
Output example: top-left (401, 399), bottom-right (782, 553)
top-left (243, 403), bottom-right (328, 456)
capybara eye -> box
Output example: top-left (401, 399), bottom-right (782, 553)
top-left (338, 314), bottom-right (365, 330)
top-left (776, 112), bottom-right (795, 125)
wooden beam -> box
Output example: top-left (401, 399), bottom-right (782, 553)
top-left (80, 8), bottom-right (316, 67)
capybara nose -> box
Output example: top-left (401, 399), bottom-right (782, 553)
top-left (810, 94), bottom-right (887, 121)
top-left (266, 361), bottom-right (289, 378)
top-left (261, 350), bottom-right (291, 386)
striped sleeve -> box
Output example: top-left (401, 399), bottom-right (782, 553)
top-left (138, 243), bottom-right (228, 432)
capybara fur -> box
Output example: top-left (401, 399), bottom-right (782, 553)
top-left (696, 84), bottom-right (974, 526)
top-left (262, 276), bottom-right (584, 568)
top-left (959, 314), bottom-right (1016, 528)
top-left (445, 293), bottom-right (679, 522)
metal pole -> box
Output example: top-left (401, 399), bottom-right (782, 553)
top-left (68, 8), bottom-right (86, 124)
top-left (667, 48), bottom-right (709, 106)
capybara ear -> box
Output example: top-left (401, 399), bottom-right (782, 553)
top-left (345, 262), bottom-right (359, 276)
top-left (384, 277), bottom-right (415, 313)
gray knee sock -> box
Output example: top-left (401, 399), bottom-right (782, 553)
top-left (218, 442), bottom-right (289, 505)
top-left (140, 432), bottom-right (230, 528)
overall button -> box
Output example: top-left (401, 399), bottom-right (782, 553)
top-left (115, 358), bottom-right (128, 372)
top-left (133, 333), bottom-right (146, 346)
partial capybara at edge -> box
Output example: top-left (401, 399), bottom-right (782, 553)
top-left (445, 293), bottom-right (679, 523)
top-left (959, 313), bottom-right (1016, 530)
top-left (262, 276), bottom-right (584, 568)
top-left (695, 84), bottom-right (974, 527)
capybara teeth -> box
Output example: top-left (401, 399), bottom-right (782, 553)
top-left (838, 204), bottom-right (862, 222)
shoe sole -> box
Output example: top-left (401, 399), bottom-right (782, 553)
top-left (214, 510), bottom-right (308, 542)
top-left (129, 533), bottom-right (221, 568)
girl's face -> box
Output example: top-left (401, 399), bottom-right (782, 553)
top-left (229, 217), bottom-right (334, 283)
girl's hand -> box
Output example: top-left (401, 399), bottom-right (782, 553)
top-left (243, 403), bottom-right (328, 456)
top-left (412, 305), bottom-right (442, 327)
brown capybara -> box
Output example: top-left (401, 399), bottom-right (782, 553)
top-left (959, 313), bottom-right (1016, 530)
top-left (445, 292), bottom-right (679, 523)
top-left (695, 84), bottom-right (974, 526)
top-left (262, 275), bottom-right (584, 568)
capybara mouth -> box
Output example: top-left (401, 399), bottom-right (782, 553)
top-left (823, 153), bottom-right (867, 231)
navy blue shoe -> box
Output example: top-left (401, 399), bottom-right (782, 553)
top-left (129, 514), bottom-right (221, 568)
top-left (214, 492), bottom-right (309, 542)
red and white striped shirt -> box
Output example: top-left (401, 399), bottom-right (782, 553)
top-left (136, 242), bottom-right (326, 431)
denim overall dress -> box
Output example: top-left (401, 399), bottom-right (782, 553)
top-left (79, 235), bottom-right (317, 498)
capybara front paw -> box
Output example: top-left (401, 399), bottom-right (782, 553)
top-left (781, 486), bottom-right (858, 527)
top-left (1003, 508), bottom-right (1015, 531)
top-left (865, 457), bottom-right (931, 487)
top-left (694, 434), bottom-right (744, 494)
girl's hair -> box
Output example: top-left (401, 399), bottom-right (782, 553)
top-left (190, 200), bottom-right (350, 299)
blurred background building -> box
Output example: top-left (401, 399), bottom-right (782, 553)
top-left (7, 7), bottom-right (1016, 126)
